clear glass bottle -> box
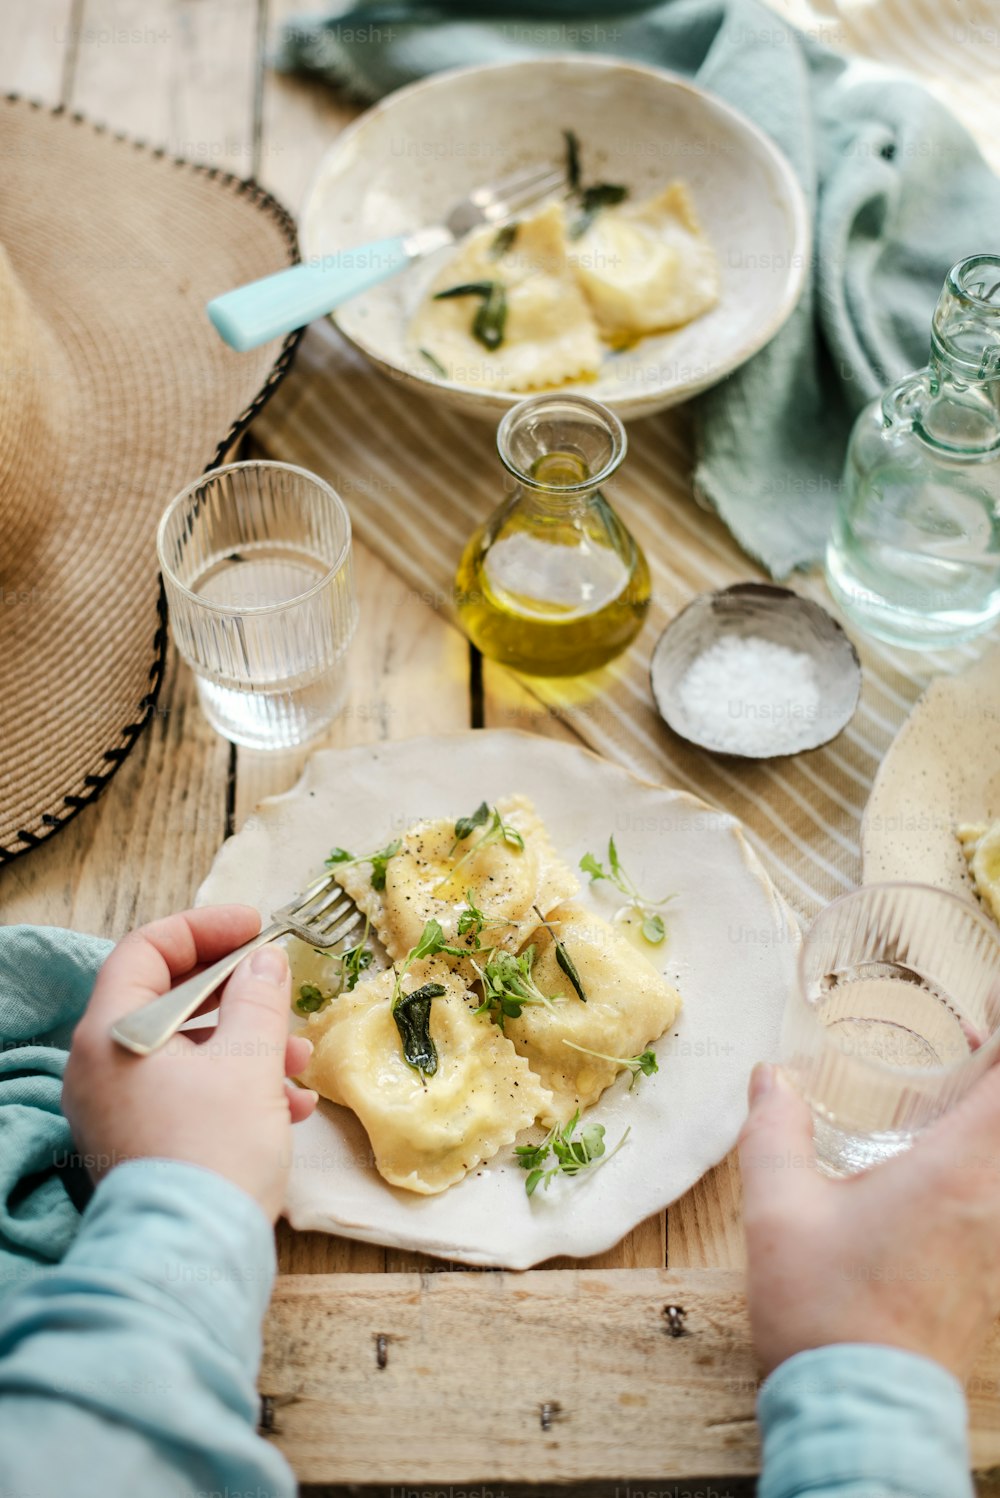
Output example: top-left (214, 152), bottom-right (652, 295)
top-left (455, 394), bottom-right (650, 676)
top-left (825, 254), bottom-right (1000, 648)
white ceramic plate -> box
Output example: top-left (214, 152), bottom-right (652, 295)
top-left (300, 56), bottom-right (809, 421)
top-left (861, 646), bottom-right (1000, 897)
top-left (197, 731), bottom-right (799, 1267)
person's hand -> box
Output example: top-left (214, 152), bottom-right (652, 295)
top-left (739, 1061), bottom-right (1000, 1382)
top-left (63, 906), bottom-right (317, 1222)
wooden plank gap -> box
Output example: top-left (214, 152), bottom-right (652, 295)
top-left (224, 740), bottom-right (238, 840)
top-left (469, 642), bottom-right (484, 728)
top-left (251, 0), bottom-right (268, 181)
top-left (60, 0), bottom-right (84, 105)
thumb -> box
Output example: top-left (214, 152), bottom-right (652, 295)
top-left (215, 943), bottom-right (291, 1065)
top-left (739, 1064), bottom-right (821, 1221)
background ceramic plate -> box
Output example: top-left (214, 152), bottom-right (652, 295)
top-left (198, 731), bottom-right (799, 1267)
top-left (300, 56), bottom-right (809, 422)
top-left (861, 646), bottom-right (1000, 897)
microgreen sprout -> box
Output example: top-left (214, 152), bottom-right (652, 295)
top-left (295, 912), bottom-right (376, 1016)
top-left (326, 838), bottom-right (401, 892)
top-left (472, 946), bottom-right (560, 1028)
top-left (390, 919), bottom-right (467, 1009)
top-left (341, 942), bottom-right (374, 989)
top-left (338, 926), bottom-right (375, 992)
top-left (451, 801), bottom-right (490, 848)
top-left (515, 1109), bottom-right (631, 1196)
top-left (457, 890), bottom-right (507, 944)
top-left (580, 837), bottom-right (674, 944)
top-left (294, 982), bottom-right (330, 1016)
top-left (434, 804), bottom-right (524, 893)
top-left (562, 1040), bottom-right (659, 1090)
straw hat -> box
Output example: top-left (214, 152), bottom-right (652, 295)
top-left (0, 97), bottom-right (302, 861)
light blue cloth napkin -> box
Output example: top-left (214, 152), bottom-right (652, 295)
top-left (276, 0), bottom-right (1000, 577)
top-left (0, 926), bottom-right (111, 1299)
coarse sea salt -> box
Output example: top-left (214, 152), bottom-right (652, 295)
top-left (677, 634), bottom-right (821, 756)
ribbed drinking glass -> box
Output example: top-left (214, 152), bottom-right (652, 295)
top-left (781, 882), bottom-right (1000, 1175)
top-left (158, 461), bottom-right (357, 749)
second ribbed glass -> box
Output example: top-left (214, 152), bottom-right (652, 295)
top-left (781, 883), bottom-right (1000, 1175)
top-left (158, 461), bottom-right (357, 749)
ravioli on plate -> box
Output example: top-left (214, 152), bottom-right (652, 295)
top-left (299, 959), bottom-right (553, 1195)
top-left (503, 900), bottom-right (683, 1125)
top-left (957, 820), bottom-right (1000, 925)
top-left (333, 792), bottom-right (578, 969)
top-left (407, 161), bottom-right (720, 392)
top-left (569, 181), bottom-right (720, 342)
top-left (296, 796), bottom-right (684, 1199)
top-left (409, 201), bottom-right (603, 391)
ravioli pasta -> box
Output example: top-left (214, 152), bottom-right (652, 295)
top-left (333, 792), bottom-right (578, 970)
top-left (569, 182), bottom-right (719, 343)
top-left (409, 179), bottom-right (719, 391)
top-left (296, 798), bottom-right (683, 1197)
top-left (957, 820), bottom-right (1000, 925)
top-left (503, 901), bottom-right (682, 1125)
top-left (410, 202), bottom-right (602, 391)
top-left (299, 960), bottom-right (553, 1195)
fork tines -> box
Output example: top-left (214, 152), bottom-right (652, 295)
top-left (472, 164), bottom-right (567, 222)
top-left (288, 873), bottom-right (362, 948)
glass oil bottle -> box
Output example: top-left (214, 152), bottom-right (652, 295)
top-left (455, 394), bottom-right (651, 676)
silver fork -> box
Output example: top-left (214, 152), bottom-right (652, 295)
top-left (206, 161), bottom-right (566, 352)
top-left (110, 873), bottom-right (361, 1056)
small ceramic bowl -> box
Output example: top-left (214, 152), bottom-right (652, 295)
top-left (650, 584), bottom-right (862, 759)
top-left (300, 55), bottom-right (810, 421)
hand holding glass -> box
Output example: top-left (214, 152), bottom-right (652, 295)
top-left (781, 882), bottom-right (1000, 1175)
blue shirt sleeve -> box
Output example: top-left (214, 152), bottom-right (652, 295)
top-left (758, 1343), bottom-right (973, 1498)
top-left (0, 1158), bottom-right (295, 1498)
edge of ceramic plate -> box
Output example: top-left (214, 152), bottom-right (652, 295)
top-left (859, 647), bottom-right (1000, 886)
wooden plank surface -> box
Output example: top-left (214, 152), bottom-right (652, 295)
top-left (70, 0), bottom-right (262, 174)
top-left (260, 1268), bottom-right (1000, 1486)
top-left (0, 0), bottom-right (76, 104)
top-left (0, 653), bottom-right (230, 933)
top-left (258, 0), bottom-right (356, 214)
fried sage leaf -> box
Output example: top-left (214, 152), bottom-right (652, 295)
top-left (393, 981), bottom-right (446, 1078)
top-left (432, 281), bottom-right (508, 351)
top-left (533, 905), bottom-right (587, 1003)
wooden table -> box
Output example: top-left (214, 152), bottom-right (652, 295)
top-left (3, 4), bottom-right (1000, 1493)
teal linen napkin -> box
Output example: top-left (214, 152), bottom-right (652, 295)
top-left (0, 926), bottom-right (111, 1299)
top-left (276, 0), bottom-right (1000, 577)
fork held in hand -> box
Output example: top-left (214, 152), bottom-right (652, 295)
top-left (206, 161), bottom-right (565, 352)
top-left (110, 873), bottom-right (361, 1056)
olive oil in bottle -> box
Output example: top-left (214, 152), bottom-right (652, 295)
top-left (455, 396), bottom-right (651, 676)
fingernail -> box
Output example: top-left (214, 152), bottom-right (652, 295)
top-left (748, 1062), bottom-right (775, 1106)
top-left (305, 1089), bottom-right (319, 1104)
top-left (299, 1037), bottom-right (314, 1057)
top-left (250, 945), bottom-right (289, 983)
